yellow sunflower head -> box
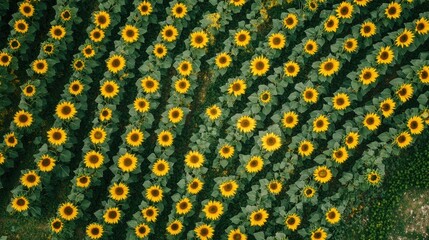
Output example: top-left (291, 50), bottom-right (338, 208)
top-left (145, 185), bottom-right (164, 202)
top-left (176, 198), bottom-right (192, 215)
top-left (56, 101), bottom-right (77, 120)
top-left (303, 185), bottom-right (316, 198)
top-left (152, 159), bottom-right (170, 177)
top-left (228, 79), bottom-right (247, 97)
top-left (376, 46), bottom-right (394, 65)
top-left (177, 60), bottom-right (192, 76)
top-left (76, 175), bottom-right (91, 188)
top-left (109, 182), bottom-right (129, 201)
top-left (367, 171), bottom-right (381, 185)
top-left (99, 107), bottom-right (113, 121)
top-left (332, 93), bottom-right (350, 110)
top-left (363, 113), bottom-right (381, 131)
top-left (93, 11), bottom-right (111, 29)
top-left (86, 223), bottom-right (104, 239)
top-left (332, 147), bottom-right (348, 164)
top-left (118, 152), bottom-right (138, 172)
top-left (187, 178), bottom-right (204, 194)
top-left (313, 166), bottom-right (332, 184)
top-left (185, 150), bottom-right (205, 169)
top-left (359, 67), bottom-right (379, 85)
top-left (47, 127), bottom-right (67, 146)
top-left (228, 229), bottom-right (247, 240)
top-left (82, 45), bottom-right (95, 58)
top-left (195, 224), bottom-right (214, 240)
top-left (11, 196), bottom-right (29, 212)
top-left (157, 130), bottom-right (174, 147)
top-left (167, 220), bottom-right (183, 235)
top-left (122, 25), bottom-right (139, 43)
top-left (153, 43), bottom-right (167, 59)
top-left (319, 58), bottom-right (340, 77)
top-left (249, 209), bottom-right (269, 226)
top-left (138, 1), bottom-right (153, 16)
top-left (234, 30), bottom-right (251, 47)
top-left (283, 13), bottom-right (298, 30)
top-left (58, 202), bottom-right (78, 221)
top-left (267, 180), bottom-right (282, 195)
top-left (206, 105), bottom-right (222, 121)
top-left (407, 116), bottom-right (424, 135)
top-left (190, 30), bottom-right (209, 49)
top-left (9, 39), bottom-right (21, 50)
top-left (268, 33), bottom-right (286, 49)
top-left (19, 2), bottom-right (34, 17)
top-left (396, 131), bottom-right (413, 148)
top-left (203, 200), bottom-right (224, 220)
top-left (14, 19), bottom-right (29, 34)
top-left (133, 97), bottom-right (150, 113)
top-left (236, 115), bottom-right (256, 133)
top-left (385, 2), bottom-right (402, 20)
top-left (304, 39), bottom-right (318, 55)
top-left (103, 207), bottom-right (121, 224)
top-left (313, 115), bottom-right (330, 133)
top-left (69, 80), bottom-right (84, 96)
top-left (219, 180), bottom-right (239, 197)
top-left (298, 140), bottom-right (314, 157)
top-left (32, 59), bottom-right (48, 74)
top-left (171, 3), bottom-right (187, 18)
top-left (13, 110), bottom-right (33, 128)
top-left (106, 55), bottom-right (126, 74)
top-left (415, 17), bottom-right (429, 35)
top-left (38, 154), bottom-right (56, 172)
top-left (250, 56), bottom-right (270, 76)
top-left (396, 83), bottom-right (413, 102)
top-left (324, 15), bottom-right (339, 33)
top-left (175, 78), bottom-right (191, 94)
top-left (140, 76), bottom-right (159, 93)
top-left (89, 28), bottom-right (105, 43)
top-left (360, 21), bottom-right (377, 38)
top-left (326, 207), bottom-right (341, 224)
top-left (345, 132), bottom-right (359, 149)
top-left (134, 223), bottom-right (151, 238)
top-left (419, 66), bottom-right (429, 83)
top-left (245, 156), bottom-right (264, 173)
top-left (84, 150), bottom-right (104, 169)
top-left (161, 25), bottom-right (178, 42)
top-left (141, 206), bottom-right (158, 222)
top-left (261, 132), bottom-right (282, 152)
top-left (50, 25), bottom-right (66, 40)
top-left (100, 80), bottom-right (120, 98)
top-left (215, 52), bottom-right (232, 69)
top-left (395, 29), bottom-right (414, 48)
top-left (343, 38), bottom-right (358, 53)
top-left (283, 61), bottom-right (300, 77)
top-left (50, 218), bottom-right (63, 233)
top-left (126, 128), bottom-right (144, 147)
top-left (336, 2), bottom-right (353, 19)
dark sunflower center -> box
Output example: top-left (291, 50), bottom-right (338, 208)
top-left (11, 40), bottom-right (19, 48)
top-left (326, 20), bottom-right (334, 28)
top-left (272, 37), bottom-right (281, 45)
top-left (105, 84), bottom-right (114, 93)
top-left (306, 43), bottom-right (314, 50)
top-left (219, 56), bottom-right (227, 64)
top-left (363, 72), bottom-right (372, 80)
top-left (285, 115), bottom-right (294, 124)
top-left (366, 117), bottom-right (375, 125)
top-left (240, 119), bottom-right (250, 127)
top-left (145, 80), bottom-right (155, 88)
top-left (23, 6), bottom-right (32, 13)
top-left (108, 211), bottom-right (117, 219)
top-left (138, 226), bottom-right (147, 234)
top-left (85, 48), bottom-right (92, 54)
top-left (190, 181), bottom-right (199, 189)
top-left (41, 158), bottom-right (51, 167)
top-left (179, 81), bottom-right (187, 89)
top-left (111, 59), bottom-right (120, 68)
top-left (179, 202), bottom-right (188, 209)
top-left (341, 6), bottom-right (349, 15)
top-left (324, 62), bottom-right (334, 71)
top-left (287, 65), bottom-right (296, 73)
top-left (195, 35), bottom-right (204, 44)
top-left (62, 11), bottom-right (70, 19)
top-left (18, 114), bottom-right (28, 123)
top-left (346, 41), bottom-right (354, 48)
top-left (18, 23), bottom-right (26, 30)
top-left (209, 108), bottom-right (218, 115)
top-left (380, 51), bottom-right (389, 60)
top-left (388, 6), bottom-right (397, 15)
top-left (171, 223), bottom-right (179, 230)
top-left (98, 15), bottom-right (107, 24)
top-left (17, 198), bottom-right (26, 206)
top-left (123, 158), bottom-right (133, 167)
top-left (318, 169), bottom-right (328, 178)
top-left (181, 63), bottom-right (189, 71)
top-left (233, 233), bottom-right (242, 240)
top-left (270, 183), bottom-right (278, 190)
top-left (89, 155), bottom-right (100, 164)
top-left (190, 155), bottom-right (199, 163)
top-left (286, 17), bottom-right (294, 25)
top-left (146, 209), bottom-right (154, 216)
top-left (370, 174), bottom-right (378, 181)
top-left (287, 217), bottom-right (296, 225)
top-left (91, 227), bottom-right (100, 235)
top-left (165, 29), bottom-right (173, 37)
top-left (138, 100), bottom-right (146, 108)
top-left (335, 150), bottom-right (343, 158)
top-left (53, 221), bottom-right (62, 229)
top-left (126, 29), bottom-right (135, 38)
top-left (398, 135), bottom-right (406, 143)
top-left (26, 86), bottom-right (34, 93)
top-left (130, 133), bottom-right (140, 142)
top-left (301, 144), bottom-right (309, 151)
top-left (8, 136), bottom-right (16, 143)
top-left (261, 93), bottom-right (269, 101)
top-left (175, 6), bottom-right (183, 14)
top-left (93, 31), bottom-right (101, 39)
top-left (346, 136), bottom-right (354, 144)
top-left (421, 70), bottom-right (428, 79)
top-left (398, 88), bottom-right (407, 96)
top-left (151, 189), bottom-right (160, 197)
top-left (64, 206), bottom-right (74, 215)
top-left (208, 205), bottom-right (218, 213)
top-left (250, 160), bottom-right (258, 167)
top-left (79, 177), bottom-right (88, 184)
top-left (223, 183), bottom-right (232, 191)
top-left (36, 62), bottom-right (45, 70)
top-left (410, 121), bottom-right (418, 129)
top-left (238, 34), bottom-right (246, 42)
top-left (222, 147), bottom-right (230, 154)
top-left (200, 228), bottom-right (209, 236)
top-left (45, 46), bottom-right (53, 52)
top-left (27, 174), bottom-right (36, 182)
top-left (254, 213), bottom-right (262, 221)
top-left (417, 23), bottom-right (425, 31)
top-left (400, 34), bottom-right (408, 43)
top-left (140, 5), bottom-right (148, 12)
top-left (102, 110), bottom-right (109, 116)
top-left (363, 25), bottom-right (371, 33)
top-left (115, 187), bottom-right (124, 195)
top-left (94, 131), bottom-right (103, 139)
top-left (157, 163), bottom-right (166, 171)
top-left (232, 83), bottom-right (241, 91)
top-left (316, 120), bottom-right (324, 128)
top-left (52, 131), bottom-right (62, 140)
top-left (161, 134), bottom-right (170, 142)
top-left (255, 61), bottom-right (265, 70)
top-left (314, 232), bottom-right (322, 239)
top-left (336, 97), bottom-right (345, 105)
top-left (61, 105), bottom-right (72, 115)
top-left (156, 47), bottom-right (164, 54)
top-left (266, 137), bottom-right (276, 146)
top-left (54, 28), bottom-right (62, 36)
top-left (306, 189), bottom-right (313, 195)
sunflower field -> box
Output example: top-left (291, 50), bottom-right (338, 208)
top-left (0, 0), bottom-right (428, 239)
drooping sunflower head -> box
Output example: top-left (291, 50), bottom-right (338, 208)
top-left (138, 1), bottom-right (153, 16)
top-left (84, 150), bottom-right (104, 169)
top-left (134, 223), bottom-right (151, 238)
top-left (93, 11), bottom-right (111, 29)
top-left (283, 13), bottom-right (298, 30)
top-left (215, 52), bottom-right (232, 69)
top-left (122, 25), bottom-right (139, 43)
top-left (343, 38), bottom-right (358, 53)
top-left (187, 178), bottom-right (204, 194)
top-left (206, 105), bottom-right (222, 121)
top-left (56, 101), bottom-right (77, 120)
top-left (86, 223), bottom-right (104, 239)
top-left (109, 182), bottom-right (129, 201)
top-left (336, 1), bottom-right (353, 19)
top-left (203, 200), bottom-right (224, 220)
top-left (106, 55), bottom-right (126, 74)
top-left (245, 156), bottom-right (264, 173)
top-left (332, 147), bottom-right (349, 164)
top-left (118, 152), bottom-right (138, 172)
top-left (100, 80), bottom-right (120, 98)
top-left (141, 206), bottom-right (158, 222)
top-left (298, 140), bottom-right (314, 157)
top-left (103, 207), bottom-right (121, 224)
top-left (219, 180), bottom-right (239, 197)
top-left (133, 97), bottom-right (150, 113)
top-left (268, 33), bottom-right (286, 49)
top-left (58, 202), bottom-right (78, 221)
top-left (167, 220), bottom-right (183, 235)
top-left (13, 110), bottom-right (33, 128)
top-left (228, 79), bottom-right (247, 97)
top-left (345, 131), bottom-right (359, 149)
top-left (168, 106), bottom-right (184, 123)
top-left (261, 132), bottom-right (282, 152)
top-left (11, 196), bottom-right (29, 212)
top-left (395, 29), bottom-right (414, 48)
top-left (161, 25), bottom-right (178, 42)
top-left (69, 80), bottom-right (84, 96)
top-left (236, 115), bottom-right (257, 133)
top-left (171, 3), bottom-right (187, 18)
top-left (176, 197), bottom-right (193, 215)
top-left (396, 83), bottom-right (413, 102)
top-left (249, 209), bottom-right (269, 226)
top-left (324, 15), bottom-right (339, 33)
top-left (9, 38), bottom-right (21, 50)
top-left (363, 113), bottom-right (381, 131)
top-left (396, 131), bottom-right (413, 148)
top-left (407, 116), bottom-right (424, 135)
top-left (37, 154), bottom-right (56, 172)
top-left (234, 30), bottom-right (251, 47)
top-left (313, 166), bottom-right (332, 184)
top-left (47, 127), bottom-right (67, 146)
top-left (60, 10), bottom-right (72, 21)
top-left (145, 185), bottom-right (164, 203)
top-left (304, 39), bottom-right (318, 55)
top-left (360, 21), bottom-right (377, 38)
top-left (359, 67), bottom-right (379, 85)
top-left (313, 115), bottom-right (330, 133)
top-left (385, 2), bottom-right (402, 20)
top-left (50, 25), bottom-right (66, 40)
top-left (32, 59), bottom-right (48, 74)
top-left (285, 213), bottom-right (301, 231)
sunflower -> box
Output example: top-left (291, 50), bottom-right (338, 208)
top-left (187, 178), bottom-right (204, 194)
top-left (354, 0), bottom-right (369, 6)
top-left (360, 21), bottom-right (377, 38)
top-left (336, 2), bottom-right (353, 19)
top-left (146, 185), bottom-right (163, 202)
top-left (311, 227), bottom-right (327, 240)
top-left (86, 223), bottom-right (103, 239)
top-left (419, 66), bottom-right (429, 83)
top-left (84, 150), bottom-right (104, 169)
top-left (219, 144), bottom-right (234, 159)
top-left (230, 0), bottom-right (246, 6)
top-left (326, 207), bottom-right (341, 224)
top-left (47, 127), bottom-right (67, 146)
top-left (313, 166), bottom-right (332, 183)
top-left (152, 159), bottom-right (170, 176)
top-left (343, 38), bottom-right (358, 53)
top-left (138, 1), bottom-right (153, 16)
top-left (396, 131), bottom-right (413, 148)
top-left (228, 79), bottom-right (246, 96)
top-left (250, 56), bottom-right (270, 76)
top-left (167, 220), bottom-right (183, 235)
top-left (408, 116), bottom-right (424, 134)
top-left (32, 59), bottom-right (48, 74)
top-left (69, 80), bottom-right (84, 95)
top-left (236, 116), bottom-right (257, 133)
top-left (23, 84), bottom-right (36, 97)
top-left (19, 2), bottom-right (34, 17)
top-left (395, 29), bottom-right (414, 48)
top-left (261, 132), bottom-right (282, 152)
top-left (13, 110), bottom-right (33, 128)
top-left (203, 200), bottom-right (224, 220)
top-left (109, 182), bottom-right (129, 201)
top-left (376, 46), bottom-right (394, 64)
top-left (161, 25), bottom-right (178, 42)
top-left (157, 130), bottom-right (174, 147)
top-left (0, 153), bottom-right (4, 165)
top-left (82, 45), bottom-right (95, 58)
top-left (245, 156), bottom-right (264, 173)
top-left (43, 43), bottom-right (55, 55)
top-left (319, 58), bottom-right (340, 77)
top-left (303, 186), bottom-right (316, 198)
top-left (14, 19), bottom-right (29, 33)
top-left (11, 196), bottom-right (29, 212)
top-left (37, 154), bottom-right (56, 172)
top-left (172, 3), bottom-right (187, 18)
top-left (332, 93), bottom-right (350, 110)
top-left (396, 83), bottom-right (413, 102)
top-left (141, 206), bottom-right (158, 222)
top-left (283, 13), bottom-right (298, 30)
top-left (359, 67), bottom-right (379, 85)
top-left (195, 224), bottom-right (214, 240)
top-left (125, 128), bottom-right (143, 147)
top-left (307, 1), bottom-right (318, 11)
top-left (324, 15), bottom-right (339, 32)
top-left (385, 2), bottom-right (401, 19)
top-left (56, 101), bottom-right (77, 120)
top-left (135, 223), bottom-right (151, 238)
top-left (185, 150), bottom-right (205, 169)
top-left (167, 107), bottom-right (184, 124)
top-left (50, 218), bottom-right (63, 233)
top-left (363, 113), bottom-right (381, 131)
top-left (250, 209), bottom-right (269, 226)
top-left (215, 52), bottom-right (232, 68)
top-left (94, 11), bottom-right (110, 29)
top-left (4, 132), bottom-right (18, 148)
top-left (58, 202), bottom-right (78, 221)
top-left (285, 213), bottom-right (301, 231)
top-left (118, 152), bottom-right (138, 172)
top-left (99, 107), bottom-right (113, 121)
top-left (234, 30), bottom-right (251, 47)
top-left (206, 105), bottom-right (222, 120)
top-left (120, 25), bottom-right (139, 43)
top-left (133, 98), bottom-right (150, 113)
top-left (50, 25), bottom-right (66, 40)
top-left (177, 60), bottom-right (192, 76)
top-left (259, 91), bottom-right (271, 104)
top-left (283, 61), bottom-right (300, 77)
top-left (100, 80), bottom-right (119, 98)
top-left (89, 28), bottom-right (105, 42)
top-left (89, 127), bottom-right (106, 145)
top-left (219, 180), bottom-right (238, 197)
top-left (176, 198), bottom-right (192, 215)
top-left (190, 31), bottom-right (209, 49)
top-left (332, 147), bottom-right (348, 164)
top-left (304, 39), bottom-right (318, 55)
top-left (175, 78), bottom-right (191, 94)
top-left (103, 207), bottom-right (121, 224)
top-left (282, 111), bottom-right (299, 128)
top-left (345, 132), bottom-right (359, 149)
top-left (298, 140), bottom-right (314, 157)
top-left (367, 171), bottom-right (381, 185)
top-left (268, 33), bottom-right (286, 49)
top-left (152, 43), bottom-right (167, 58)
top-left (313, 115), bottom-right (329, 133)
top-left (140, 76), bottom-right (159, 93)
top-left (60, 10), bottom-right (72, 21)
top-left (73, 59), bottom-right (85, 71)
top-left (0, 52), bottom-right (12, 67)
top-left (76, 175), bottom-right (91, 188)
top-left (267, 180), bottom-right (282, 195)
top-left (415, 17), bottom-right (429, 35)
top-left (9, 39), bottom-right (21, 50)
top-left (106, 55), bottom-right (126, 73)
top-left (228, 229), bottom-right (247, 240)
